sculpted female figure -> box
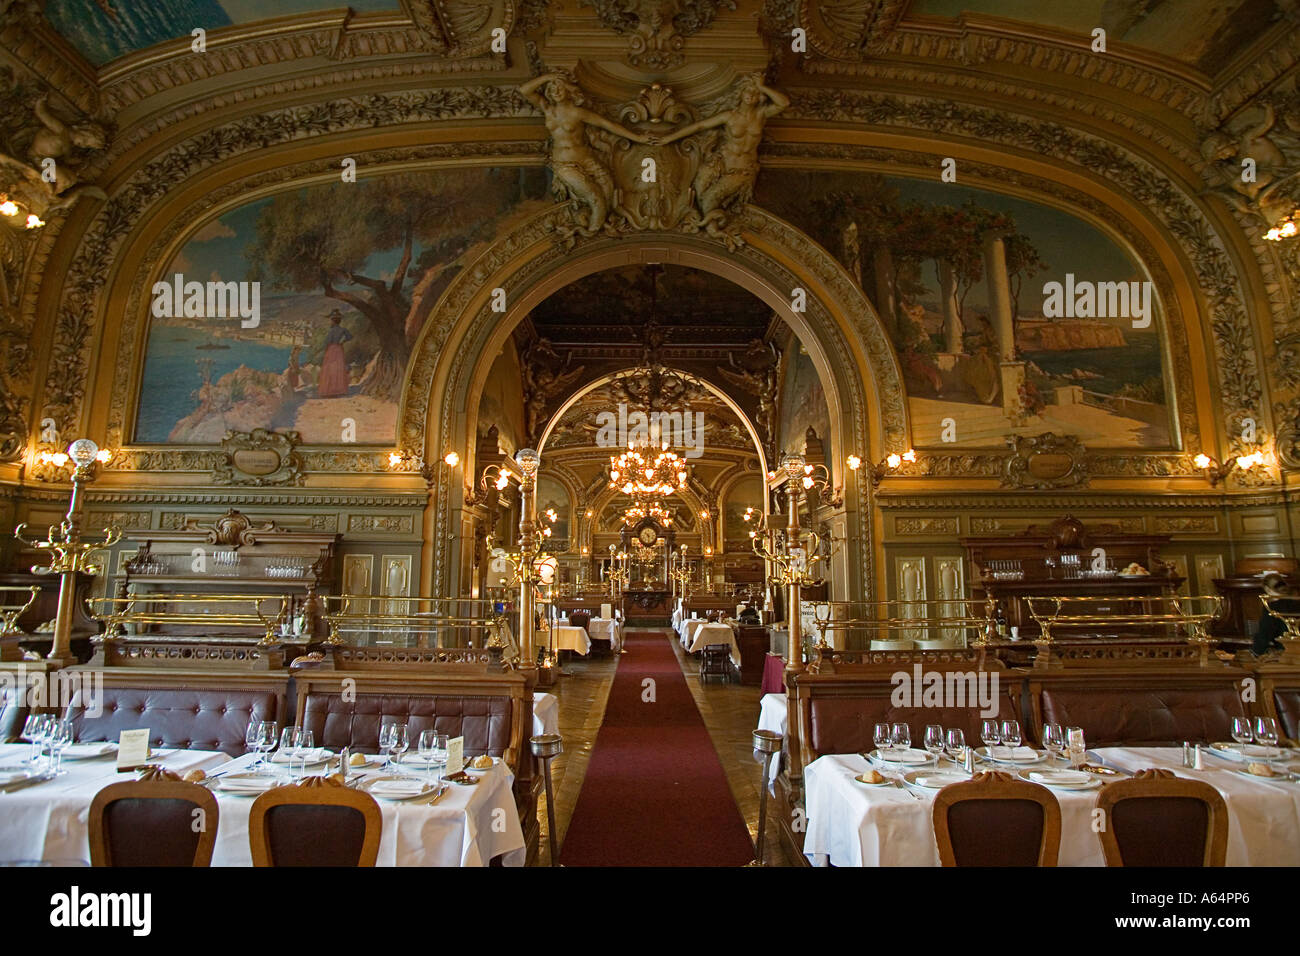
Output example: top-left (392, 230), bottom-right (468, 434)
top-left (660, 74), bottom-right (789, 229)
top-left (520, 72), bottom-right (652, 237)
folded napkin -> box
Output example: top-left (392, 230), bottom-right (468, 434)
top-left (876, 748), bottom-right (929, 764)
top-left (988, 746), bottom-right (1039, 762)
top-left (271, 747), bottom-right (331, 764)
top-left (369, 779), bottom-right (427, 796)
top-left (217, 776), bottom-right (277, 792)
top-left (61, 742), bottom-right (117, 758)
top-left (913, 772), bottom-right (967, 788)
top-left (1029, 770), bottom-right (1091, 786)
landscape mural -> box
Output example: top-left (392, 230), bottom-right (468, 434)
top-left (134, 167), bottom-right (550, 445)
top-left (756, 171), bottom-right (1173, 449)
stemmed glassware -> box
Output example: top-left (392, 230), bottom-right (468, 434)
top-left (418, 731), bottom-right (449, 785)
top-left (47, 720), bottom-right (73, 777)
top-left (981, 719), bottom-right (1001, 759)
top-left (945, 728), bottom-right (966, 765)
top-left (1042, 723), bottom-right (1064, 762)
top-left (924, 724), bottom-right (944, 761)
top-left (1255, 717), bottom-right (1280, 751)
top-left (1231, 716), bottom-right (1254, 749)
top-left (1066, 726), bottom-right (1086, 767)
top-left (246, 719), bottom-right (277, 773)
top-left (378, 721), bottom-right (396, 771)
top-left (890, 722), bottom-right (911, 759)
top-left (22, 715), bottom-right (52, 768)
top-left (1000, 720), bottom-right (1022, 752)
top-left (293, 729), bottom-right (314, 778)
top-left (388, 724), bottom-right (409, 772)
top-left (873, 722), bottom-right (891, 765)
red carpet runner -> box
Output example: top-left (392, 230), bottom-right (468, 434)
top-left (558, 629), bottom-right (756, 867)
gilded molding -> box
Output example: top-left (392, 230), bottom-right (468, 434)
top-left (893, 516), bottom-right (958, 536)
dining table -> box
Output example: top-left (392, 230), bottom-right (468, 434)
top-left (679, 617), bottom-right (706, 648)
top-left (0, 743), bottom-right (526, 867)
top-left (586, 617), bottom-right (623, 652)
top-left (802, 744), bottom-right (1300, 867)
top-left (687, 621), bottom-right (740, 665)
top-left (547, 624), bottom-right (591, 656)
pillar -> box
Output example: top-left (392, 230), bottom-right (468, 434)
top-left (982, 229), bottom-right (1025, 420)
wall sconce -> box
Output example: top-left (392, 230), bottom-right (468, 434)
top-left (31, 440), bottom-right (112, 480)
top-left (387, 448), bottom-right (459, 482)
top-left (859, 449), bottom-right (916, 488)
top-left (1194, 450), bottom-right (1267, 487)
top-left (1265, 216), bottom-right (1298, 242)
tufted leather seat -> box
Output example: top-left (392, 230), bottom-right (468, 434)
top-left (1038, 685), bottom-right (1246, 746)
top-left (66, 687), bottom-right (279, 756)
top-left (301, 692), bottom-right (512, 756)
top-left (809, 692), bottom-right (1020, 758)
top-left (1273, 688), bottom-right (1300, 741)
top-left (0, 685), bottom-right (25, 743)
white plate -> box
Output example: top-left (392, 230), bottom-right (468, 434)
top-left (1207, 742), bottom-right (1288, 762)
top-left (977, 746), bottom-right (1045, 764)
top-left (464, 757), bottom-right (500, 773)
top-left (360, 776), bottom-right (438, 801)
top-left (866, 748), bottom-right (935, 766)
top-left (213, 773), bottom-right (280, 795)
top-left (905, 770), bottom-right (970, 789)
top-left (1231, 767), bottom-right (1297, 784)
top-left (1020, 768), bottom-right (1100, 790)
top-left (853, 773), bottom-right (890, 787)
top-left (60, 743), bottom-right (118, 760)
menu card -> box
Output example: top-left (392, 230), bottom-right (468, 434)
top-left (446, 736), bottom-right (464, 776)
top-left (601, 603), bottom-right (612, 619)
top-left (116, 729), bottom-right (151, 771)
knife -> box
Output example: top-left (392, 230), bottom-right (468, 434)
top-left (0, 772), bottom-right (53, 794)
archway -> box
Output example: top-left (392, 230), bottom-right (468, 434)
top-left (400, 204), bottom-right (907, 600)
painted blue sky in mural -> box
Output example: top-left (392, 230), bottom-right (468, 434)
top-left (47, 0), bottom-right (398, 66)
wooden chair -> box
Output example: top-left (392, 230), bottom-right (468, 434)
top-left (933, 771), bottom-right (1061, 866)
top-left (1096, 768), bottom-right (1228, 866)
top-left (701, 644), bottom-right (731, 683)
top-left (248, 776), bottom-right (382, 866)
top-left (89, 767), bottom-right (219, 867)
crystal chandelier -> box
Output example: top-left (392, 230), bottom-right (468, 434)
top-left (609, 444), bottom-right (688, 497)
top-left (623, 500), bottom-right (674, 526)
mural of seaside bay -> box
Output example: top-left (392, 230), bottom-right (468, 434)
top-left (755, 171), bottom-right (1173, 449)
top-left (134, 167), bottom-right (551, 445)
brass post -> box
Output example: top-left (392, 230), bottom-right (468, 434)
top-left (516, 449), bottom-right (540, 667)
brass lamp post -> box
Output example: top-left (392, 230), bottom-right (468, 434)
top-left (669, 544), bottom-right (691, 602)
top-left (15, 439), bottom-right (119, 664)
top-left (747, 453), bottom-right (839, 673)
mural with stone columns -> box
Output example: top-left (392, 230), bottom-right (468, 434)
top-left (756, 170), bottom-right (1172, 450)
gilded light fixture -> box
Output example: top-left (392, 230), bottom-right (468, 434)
top-left (608, 443), bottom-right (689, 497)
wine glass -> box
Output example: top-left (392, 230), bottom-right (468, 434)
top-left (1000, 719), bottom-right (1023, 752)
top-left (431, 733), bottom-right (449, 778)
top-left (22, 714), bottom-right (51, 767)
top-left (378, 721), bottom-right (396, 771)
top-left (47, 720), bottom-right (73, 777)
top-left (1231, 716), bottom-right (1253, 751)
top-left (924, 724), bottom-right (944, 759)
top-left (245, 719), bottom-right (262, 768)
top-left (1254, 717), bottom-right (1280, 752)
top-left (890, 722), bottom-right (911, 759)
top-left (1066, 726), bottom-right (1086, 767)
top-left (1042, 723), bottom-right (1064, 762)
top-left (945, 728), bottom-right (966, 764)
top-left (293, 729), bottom-right (314, 778)
top-left (873, 722), bottom-right (891, 764)
top-left (388, 723), bottom-right (409, 772)
top-left (981, 719), bottom-right (1001, 760)
top-left (255, 721), bottom-right (278, 772)
top-left (278, 726), bottom-right (298, 775)
top-left (418, 730), bottom-right (439, 784)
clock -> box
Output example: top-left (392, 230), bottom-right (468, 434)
top-left (639, 526), bottom-right (659, 546)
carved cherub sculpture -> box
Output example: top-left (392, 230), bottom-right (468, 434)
top-left (0, 94), bottom-right (108, 221)
top-left (520, 72), bottom-right (653, 238)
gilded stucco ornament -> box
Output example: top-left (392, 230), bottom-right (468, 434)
top-left (580, 0), bottom-right (737, 69)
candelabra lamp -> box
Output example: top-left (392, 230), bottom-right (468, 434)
top-left (14, 439), bottom-right (119, 664)
top-left (669, 544), bottom-right (691, 603)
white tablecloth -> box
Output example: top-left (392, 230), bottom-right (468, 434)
top-left (679, 618), bottom-right (706, 647)
top-left (688, 622), bottom-right (740, 665)
top-left (587, 617), bottom-right (622, 652)
top-left (549, 625), bottom-right (591, 656)
top-left (802, 745), bottom-right (1300, 867)
top-left (0, 744), bottom-right (525, 867)
top-left (533, 692), bottom-right (559, 737)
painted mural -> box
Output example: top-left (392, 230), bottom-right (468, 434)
top-left (723, 475), bottom-right (764, 545)
top-left (779, 344), bottom-right (832, 461)
top-left (537, 476), bottom-right (570, 551)
top-left (47, 0), bottom-right (399, 66)
top-left (134, 167), bottom-right (550, 445)
top-left (755, 171), bottom-right (1173, 450)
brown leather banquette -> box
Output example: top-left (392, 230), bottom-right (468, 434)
top-left (300, 690), bottom-right (513, 755)
top-left (61, 670), bottom-right (289, 756)
top-left (1030, 674), bottom-right (1248, 747)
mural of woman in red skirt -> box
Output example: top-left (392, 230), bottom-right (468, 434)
top-left (317, 309), bottom-right (353, 398)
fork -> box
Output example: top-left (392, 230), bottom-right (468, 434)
top-left (889, 774), bottom-right (921, 800)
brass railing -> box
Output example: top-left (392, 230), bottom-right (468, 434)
top-left (1024, 594), bottom-right (1222, 645)
top-left (811, 599), bottom-right (996, 649)
top-left (0, 586), bottom-right (38, 635)
top-left (321, 595), bottom-right (509, 649)
top-left (87, 593), bottom-right (291, 644)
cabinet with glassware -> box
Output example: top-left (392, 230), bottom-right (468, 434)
top-left (94, 509), bottom-right (340, 662)
top-left (960, 514), bottom-right (1182, 642)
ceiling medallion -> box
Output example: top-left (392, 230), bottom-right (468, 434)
top-left (580, 0), bottom-right (737, 69)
